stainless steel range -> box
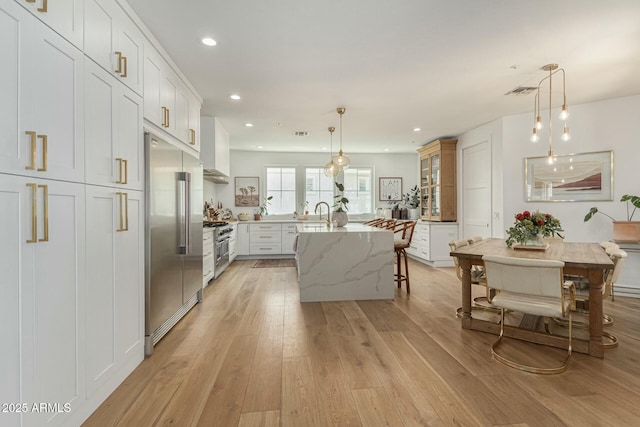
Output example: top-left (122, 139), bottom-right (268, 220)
top-left (205, 222), bottom-right (233, 278)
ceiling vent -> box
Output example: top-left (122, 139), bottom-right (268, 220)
top-left (293, 131), bottom-right (309, 136)
top-left (504, 86), bottom-right (537, 96)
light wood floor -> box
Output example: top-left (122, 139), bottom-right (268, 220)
top-left (84, 259), bottom-right (640, 426)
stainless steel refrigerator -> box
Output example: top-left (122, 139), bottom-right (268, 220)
top-left (144, 132), bottom-right (203, 355)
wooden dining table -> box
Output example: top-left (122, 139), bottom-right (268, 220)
top-left (450, 238), bottom-right (614, 358)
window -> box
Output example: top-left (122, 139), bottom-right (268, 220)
top-left (343, 167), bottom-right (373, 214)
top-left (265, 167), bottom-right (296, 214)
top-left (304, 168), bottom-right (334, 212)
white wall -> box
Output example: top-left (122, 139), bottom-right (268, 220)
top-left (501, 94), bottom-right (640, 242)
top-left (209, 150), bottom-right (419, 217)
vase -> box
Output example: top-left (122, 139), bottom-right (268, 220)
top-left (333, 211), bottom-right (348, 227)
top-left (408, 208), bottom-right (419, 220)
top-left (523, 233), bottom-right (545, 247)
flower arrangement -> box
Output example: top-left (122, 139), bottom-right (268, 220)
top-left (505, 210), bottom-right (564, 248)
top-left (402, 185), bottom-right (420, 209)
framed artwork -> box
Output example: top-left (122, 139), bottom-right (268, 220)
top-left (235, 176), bottom-right (260, 207)
top-left (379, 177), bottom-right (403, 201)
top-left (524, 150), bottom-right (613, 202)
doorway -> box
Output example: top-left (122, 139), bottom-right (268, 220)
top-left (462, 140), bottom-right (492, 239)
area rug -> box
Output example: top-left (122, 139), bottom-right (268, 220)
top-left (253, 259), bottom-right (297, 268)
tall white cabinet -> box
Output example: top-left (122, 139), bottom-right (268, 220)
top-left (1, 0), bottom-right (202, 424)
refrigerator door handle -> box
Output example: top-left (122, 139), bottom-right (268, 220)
top-left (178, 172), bottom-right (188, 254)
top-left (185, 171), bottom-right (192, 254)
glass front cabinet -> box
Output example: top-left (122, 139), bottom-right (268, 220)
top-left (417, 138), bottom-right (457, 221)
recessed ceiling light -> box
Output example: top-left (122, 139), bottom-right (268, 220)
top-left (245, 123), bottom-right (253, 127)
top-left (384, 148), bottom-right (390, 152)
top-left (229, 94), bottom-right (241, 100)
top-left (413, 128), bottom-right (422, 132)
top-left (322, 147), bottom-right (328, 150)
top-left (257, 145), bottom-right (263, 149)
top-left (201, 37), bottom-right (217, 46)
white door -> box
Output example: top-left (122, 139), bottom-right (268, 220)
top-left (117, 83), bottom-right (144, 190)
top-left (462, 140), bottom-right (492, 239)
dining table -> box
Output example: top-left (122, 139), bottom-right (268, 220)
top-left (450, 238), bottom-right (614, 358)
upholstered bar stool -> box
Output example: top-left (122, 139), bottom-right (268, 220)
top-left (394, 221), bottom-right (416, 293)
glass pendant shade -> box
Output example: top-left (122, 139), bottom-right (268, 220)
top-left (332, 150), bottom-right (350, 169)
top-left (324, 161), bottom-right (339, 177)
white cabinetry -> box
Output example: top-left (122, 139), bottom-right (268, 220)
top-left (250, 223), bottom-right (282, 255)
top-left (0, 3), bottom-right (84, 183)
top-left (143, 45), bottom-right (199, 150)
top-left (237, 222), bottom-right (250, 255)
top-left (85, 186), bottom-right (144, 397)
top-left (406, 221), bottom-right (458, 267)
top-left (84, 0), bottom-right (144, 95)
top-left (1, 174), bottom-right (86, 427)
top-left (229, 224), bottom-right (238, 263)
top-left (203, 229), bottom-right (214, 285)
top-left (17, 0), bottom-right (84, 49)
top-left (282, 223), bottom-right (297, 254)
top-left (85, 60), bottom-right (144, 190)
top-left (201, 116), bottom-right (230, 176)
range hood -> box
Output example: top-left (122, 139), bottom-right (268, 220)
top-left (203, 169), bottom-right (229, 184)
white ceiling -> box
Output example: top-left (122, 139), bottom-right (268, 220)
top-left (126, 0), bottom-right (640, 154)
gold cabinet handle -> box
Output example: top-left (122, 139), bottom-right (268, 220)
top-left (37, 134), bottom-right (47, 171)
top-left (38, 184), bottom-right (48, 242)
top-left (115, 51), bottom-right (122, 74)
top-left (26, 183), bottom-right (38, 243)
top-left (116, 192), bottom-right (129, 232)
top-left (25, 131), bottom-right (36, 170)
top-left (189, 128), bottom-right (195, 145)
top-left (121, 56), bottom-right (127, 78)
top-left (122, 159), bottom-right (128, 184)
top-left (161, 107), bottom-right (167, 127)
top-left (115, 158), bottom-right (123, 183)
top-left (37, 0), bottom-right (47, 12)
top-left (166, 108), bottom-right (170, 127)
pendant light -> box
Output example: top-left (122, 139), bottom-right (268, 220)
top-left (530, 64), bottom-right (570, 164)
top-left (324, 126), bottom-right (339, 177)
top-left (331, 107), bottom-right (350, 170)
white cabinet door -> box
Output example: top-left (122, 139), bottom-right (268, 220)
top-left (27, 19), bottom-right (84, 183)
top-left (160, 71), bottom-right (178, 135)
top-left (143, 47), bottom-right (163, 126)
top-left (236, 223), bottom-right (250, 255)
top-left (85, 186), bottom-right (144, 397)
top-left (6, 175), bottom-right (86, 427)
top-left (85, 61), bottom-right (143, 190)
top-left (0, 3), bottom-right (84, 183)
top-left (282, 223), bottom-right (297, 254)
top-left (84, 0), bottom-right (144, 96)
top-left (188, 94), bottom-right (201, 152)
top-left (18, 0), bottom-right (84, 50)
top-left (175, 86), bottom-right (190, 144)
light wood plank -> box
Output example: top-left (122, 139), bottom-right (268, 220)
top-left (238, 410), bottom-right (280, 427)
top-left (350, 388), bottom-right (404, 427)
top-left (281, 356), bottom-right (322, 427)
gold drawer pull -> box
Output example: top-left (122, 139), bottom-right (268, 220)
top-left (116, 158), bottom-right (123, 183)
top-left (122, 159), bottom-right (128, 184)
top-left (25, 131), bottom-right (36, 170)
top-left (121, 56), bottom-right (127, 78)
top-left (115, 51), bottom-right (122, 74)
top-left (26, 183), bottom-right (37, 243)
top-left (37, 0), bottom-right (47, 12)
top-left (161, 107), bottom-right (168, 127)
top-left (38, 184), bottom-right (48, 241)
top-left (37, 134), bottom-right (47, 171)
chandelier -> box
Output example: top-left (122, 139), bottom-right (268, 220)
top-left (530, 64), bottom-right (570, 164)
top-left (323, 126), bottom-right (339, 177)
top-left (331, 107), bottom-right (350, 170)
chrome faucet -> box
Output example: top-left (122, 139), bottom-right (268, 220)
top-left (314, 202), bottom-right (331, 227)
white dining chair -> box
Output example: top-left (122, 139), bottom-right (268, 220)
top-left (483, 255), bottom-right (576, 374)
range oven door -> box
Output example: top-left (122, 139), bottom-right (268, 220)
top-left (214, 235), bottom-right (230, 278)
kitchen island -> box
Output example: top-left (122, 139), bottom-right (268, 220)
top-left (295, 223), bottom-right (394, 302)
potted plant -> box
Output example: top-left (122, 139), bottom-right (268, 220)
top-left (402, 185), bottom-right (420, 220)
top-left (584, 194), bottom-right (640, 242)
top-left (254, 195), bottom-right (273, 221)
top-left (332, 182), bottom-right (349, 226)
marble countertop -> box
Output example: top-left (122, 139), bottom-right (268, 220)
top-left (296, 223), bottom-right (387, 233)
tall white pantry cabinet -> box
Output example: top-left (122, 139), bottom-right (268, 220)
top-left (0, 0), bottom-right (175, 425)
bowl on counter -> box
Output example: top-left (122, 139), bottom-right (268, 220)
top-left (237, 213), bottom-right (251, 221)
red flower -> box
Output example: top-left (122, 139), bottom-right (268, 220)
top-left (537, 219), bottom-right (545, 226)
top-left (522, 210), bottom-right (531, 218)
top-left (545, 213), bottom-right (551, 218)
top-left (515, 213), bottom-right (524, 221)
